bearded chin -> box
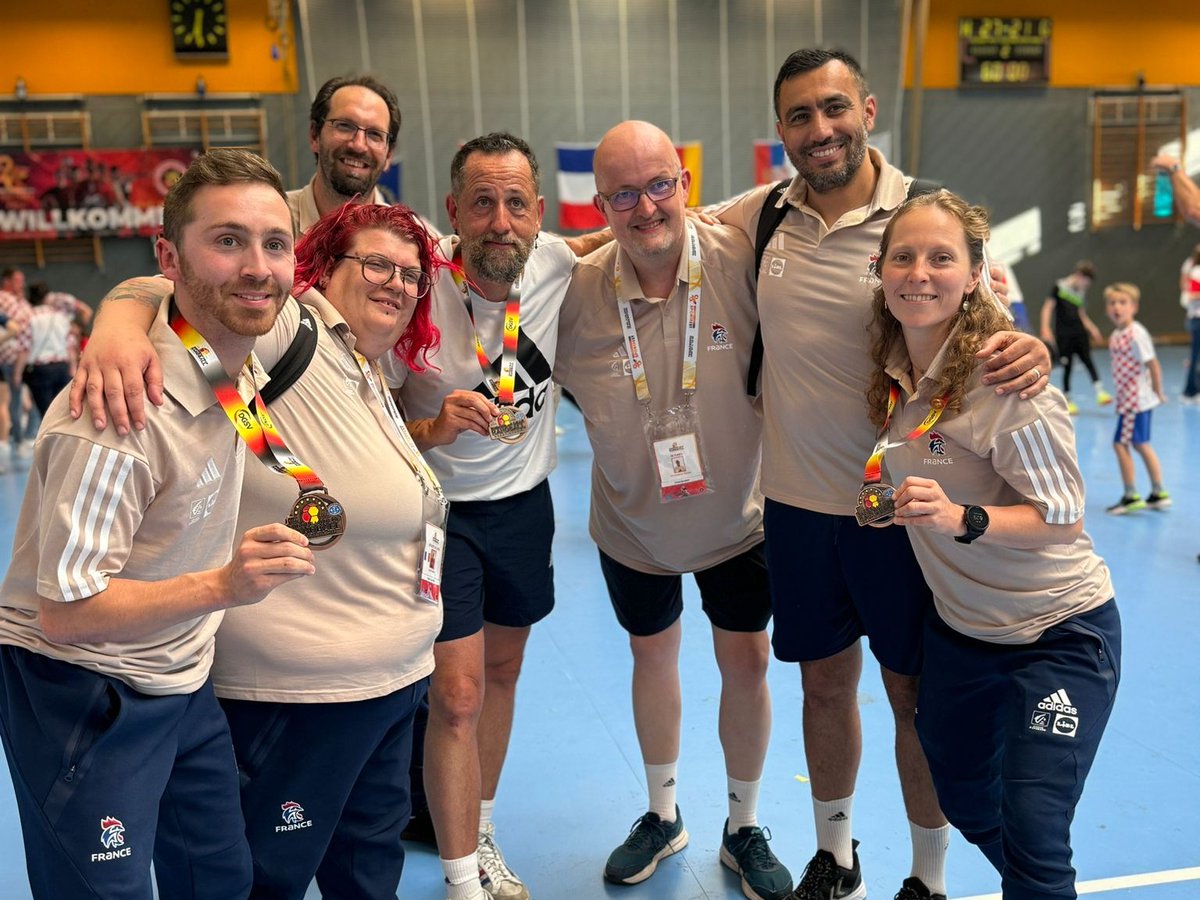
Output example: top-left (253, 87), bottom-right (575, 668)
top-left (467, 240), bottom-right (532, 285)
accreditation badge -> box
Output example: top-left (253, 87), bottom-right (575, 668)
top-left (644, 402), bottom-right (713, 502)
top-left (286, 488), bottom-right (348, 548)
top-left (854, 482), bottom-right (896, 528)
top-left (419, 522), bottom-right (445, 603)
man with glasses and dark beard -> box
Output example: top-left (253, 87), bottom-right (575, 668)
top-left (289, 75), bottom-right (404, 234)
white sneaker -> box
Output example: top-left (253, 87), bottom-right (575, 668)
top-left (445, 878), bottom-right (494, 900)
top-left (478, 822), bottom-right (531, 900)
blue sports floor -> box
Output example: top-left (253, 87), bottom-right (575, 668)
top-left (0, 347), bottom-right (1196, 899)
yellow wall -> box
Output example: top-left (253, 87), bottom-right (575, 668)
top-left (5, 0), bottom-right (296, 95)
top-left (916, 1), bottom-right (1200, 89)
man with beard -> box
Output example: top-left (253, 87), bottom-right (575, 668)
top-left (385, 131), bottom-right (575, 900)
top-left (714, 49), bottom-right (1050, 900)
top-left (556, 121), bottom-right (792, 900)
top-left (289, 75), bottom-right (403, 233)
top-left (0, 148), bottom-right (314, 899)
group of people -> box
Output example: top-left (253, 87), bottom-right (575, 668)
top-left (0, 48), bottom-right (1122, 900)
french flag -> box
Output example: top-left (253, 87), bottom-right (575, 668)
top-left (556, 143), bottom-right (605, 231)
top-left (753, 139), bottom-right (797, 186)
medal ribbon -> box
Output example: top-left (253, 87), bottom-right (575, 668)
top-left (170, 308), bottom-right (325, 493)
top-left (862, 383), bottom-right (949, 484)
top-left (451, 252), bottom-right (522, 404)
top-left (613, 219), bottom-right (702, 405)
top-left (352, 348), bottom-right (449, 515)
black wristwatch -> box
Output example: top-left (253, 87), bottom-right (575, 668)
top-left (954, 505), bottom-right (989, 544)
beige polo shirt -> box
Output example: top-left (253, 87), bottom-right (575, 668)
top-left (286, 178), bottom-right (390, 235)
top-left (717, 148), bottom-right (911, 515)
top-left (211, 293), bottom-right (443, 703)
top-left (882, 344), bottom-right (1113, 644)
top-left (0, 296), bottom-right (251, 695)
top-left (556, 223), bottom-right (763, 575)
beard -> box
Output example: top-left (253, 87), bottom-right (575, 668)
top-left (318, 144), bottom-right (384, 198)
top-left (178, 254), bottom-right (287, 339)
top-left (460, 231), bottom-right (535, 285)
top-left (787, 122), bottom-right (870, 194)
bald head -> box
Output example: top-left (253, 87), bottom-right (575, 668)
top-left (593, 120), bottom-right (690, 269)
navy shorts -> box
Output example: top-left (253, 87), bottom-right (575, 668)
top-left (438, 478), bottom-right (556, 642)
top-left (764, 499), bottom-right (931, 674)
top-left (598, 543), bottom-right (772, 637)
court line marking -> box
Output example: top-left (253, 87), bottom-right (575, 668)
top-left (954, 866), bottom-right (1200, 900)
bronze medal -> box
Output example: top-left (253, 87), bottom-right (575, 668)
top-left (285, 489), bottom-right (347, 549)
top-left (488, 405), bottom-right (529, 444)
top-left (855, 482), bottom-right (896, 528)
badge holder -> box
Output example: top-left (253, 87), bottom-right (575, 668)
top-left (644, 401), bottom-right (714, 502)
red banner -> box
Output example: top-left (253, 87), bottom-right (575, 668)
top-left (0, 148), bottom-right (197, 241)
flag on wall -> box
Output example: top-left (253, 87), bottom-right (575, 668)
top-left (753, 139), bottom-right (797, 186)
top-left (674, 141), bottom-right (702, 207)
top-left (556, 143), bottom-right (605, 230)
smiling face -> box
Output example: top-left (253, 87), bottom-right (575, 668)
top-left (157, 182), bottom-right (293, 357)
top-left (310, 85), bottom-right (393, 200)
top-left (775, 60), bottom-right (876, 195)
top-left (880, 204), bottom-right (981, 350)
top-left (320, 227), bottom-right (422, 361)
top-left (447, 150), bottom-right (543, 289)
top-left (593, 121), bottom-right (689, 269)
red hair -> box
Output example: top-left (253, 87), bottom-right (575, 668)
top-left (294, 202), bottom-right (449, 371)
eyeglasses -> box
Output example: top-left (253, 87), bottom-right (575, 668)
top-left (323, 118), bottom-right (391, 150)
top-left (337, 254), bottom-right (430, 297)
top-left (596, 176), bottom-right (680, 212)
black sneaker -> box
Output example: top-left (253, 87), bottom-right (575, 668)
top-left (894, 876), bottom-right (946, 900)
top-left (1146, 490), bottom-right (1172, 510)
top-left (1105, 494), bottom-right (1146, 515)
top-left (787, 839), bottom-right (865, 900)
top-left (719, 819), bottom-right (794, 900)
top-left (603, 805), bottom-right (689, 884)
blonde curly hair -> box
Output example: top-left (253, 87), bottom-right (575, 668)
top-left (867, 189), bottom-right (1011, 428)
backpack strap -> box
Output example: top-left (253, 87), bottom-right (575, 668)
top-left (745, 179), bottom-right (791, 395)
top-left (260, 303), bottom-right (319, 405)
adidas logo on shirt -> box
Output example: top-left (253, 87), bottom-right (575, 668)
top-left (195, 457), bottom-right (221, 488)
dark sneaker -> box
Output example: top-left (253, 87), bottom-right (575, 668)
top-left (894, 876), bottom-right (946, 900)
top-left (1106, 494), bottom-right (1146, 515)
top-left (603, 805), bottom-right (689, 884)
top-left (787, 839), bottom-right (865, 900)
top-left (1147, 491), bottom-right (1172, 510)
top-left (720, 820), bottom-right (794, 900)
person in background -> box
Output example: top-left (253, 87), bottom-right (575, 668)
top-left (0, 267), bottom-right (34, 468)
top-left (1101, 282), bottom-right (1170, 515)
top-left (869, 188), bottom-right (1120, 900)
top-left (1178, 243), bottom-right (1200, 404)
top-left (20, 282), bottom-right (76, 418)
top-left (1039, 261), bottom-right (1112, 415)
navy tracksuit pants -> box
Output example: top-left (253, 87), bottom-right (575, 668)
top-left (916, 600), bottom-right (1120, 900)
top-left (221, 677), bottom-right (426, 900)
top-left (0, 646), bottom-right (252, 899)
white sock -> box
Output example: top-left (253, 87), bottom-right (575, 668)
top-left (645, 761), bottom-right (678, 821)
top-left (444, 879), bottom-right (487, 900)
top-left (479, 797), bottom-right (495, 834)
top-left (813, 794), bottom-right (855, 870)
top-left (441, 852), bottom-right (481, 887)
top-left (910, 821), bottom-right (950, 896)
top-left (726, 775), bottom-right (761, 833)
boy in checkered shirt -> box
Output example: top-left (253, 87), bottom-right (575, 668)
top-left (1104, 282), bottom-right (1170, 514)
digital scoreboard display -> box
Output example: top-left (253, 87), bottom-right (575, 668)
top-left (959, 17), bottom-right (1051, 87)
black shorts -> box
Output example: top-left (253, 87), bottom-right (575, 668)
top-left (598, 543), bottom-right (771, 637)
top-left (764, 499), bottom-right (931, 674)
top-left (437, 479), bottom-right (556, 643)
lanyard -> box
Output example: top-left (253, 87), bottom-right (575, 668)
top-left (862, 383), bottom-right (949, 485)
top-left (450, 252), bottom-right (522, 404)
top-left (614, 219), bottom-right (702, 405)
top-left (350, 346), bottom-right (448, 515)
top-left (170, 307), bottom-right (327, 494)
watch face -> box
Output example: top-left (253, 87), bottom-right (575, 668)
top-left (171, 0), bottom-right (229, 56)
top-left (966, 505), bottom-right (989, 532)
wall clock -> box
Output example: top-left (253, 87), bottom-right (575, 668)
top-left (171, 0), bottom-right (229, 58)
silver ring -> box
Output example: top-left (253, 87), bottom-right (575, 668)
top-left (1030, 367), bottom-right (1041, 381)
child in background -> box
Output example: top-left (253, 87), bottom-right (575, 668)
top-left (1040, 260), bottom-right (1113, 414)
top-left (1104, 282), bottom-right (1170, 514)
